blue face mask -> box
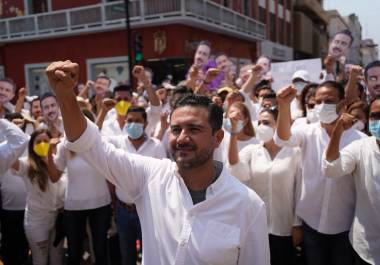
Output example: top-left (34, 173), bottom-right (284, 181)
top-left (369, 120), bottom-right (380, 140)
top-left (223, 118), bottom-right (244, 134)
top-left (124, 122), bottom-right (144, 140)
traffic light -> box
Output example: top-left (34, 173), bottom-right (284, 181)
top-left (134, 32), bottom-right (143, 62)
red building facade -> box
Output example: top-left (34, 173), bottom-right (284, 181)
top-left (0, 0), bottom-right (292, 96)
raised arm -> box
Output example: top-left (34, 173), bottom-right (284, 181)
top-left (14, 87), bottom-right (27, 113)
top-left (345, 65), bottom-right (362, 105)
top-left (240, 64), bottom-right (262, 95)
top-left (0, 119), bottom-right (29, 174)
top-left (95, 98), bottom-right (116, 129)
top-left (132, 66), bottom-right (160, 107)
top-left (45, 60), bottom-right (86, 142)
top-left (276, 85), bottom-right (297, 141)
top-left (325, 113), bottom-right (357, 162)
top-left (45, 137), bottom-right (62, 183)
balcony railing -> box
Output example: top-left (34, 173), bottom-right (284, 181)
top-left (0, 0), bottom-right (266, 42)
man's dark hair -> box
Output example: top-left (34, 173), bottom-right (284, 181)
top-left (171, 94), bottom-right (223, 134)
top-left (40, 92), bottom-right (57, 105)
top-left (262, 92), bottom-right (276, 100)
top-left (0, 78), bottom-right (17, 93)
top-left (316, 81), bottom-right (345, 100)
top-left (4, 112), bottom-right (23, 122)
top-left (260, 106), bottom-right (279, 121)
top-left (113, 84), bottom-right (132, 98)
top-left (30, 96), bottom-right (40, 105)
top-left (126, 106), bottom-right (147, 122)
top-left (198, 40), bottom-right (211, 49)
top-left (254, 80), bottom-right (272, 96)
top-left (364, 60), bottom-right (380, 80)
top-left (214, 52), bottom-right (228, 60)
top-left (369, 95), bottom-right (380, 110)
top-left (336, 29), bottom-right (354, 47)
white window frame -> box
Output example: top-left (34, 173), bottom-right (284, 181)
top-left (24, 62), bottom-right (50, 96)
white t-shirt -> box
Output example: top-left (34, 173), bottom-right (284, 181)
top-left (0, 169), bottom-right (27, 210)
top-left (54, 142), bottom-right (111, 210)
top-left (322, 136), bottom-right (380, 265)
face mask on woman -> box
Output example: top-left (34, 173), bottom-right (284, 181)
top-left (33, 142), bottom-right (50, 157)
top-left (256, 124), bottom-right (274, 143)
top-left (223, 119), bottom-right (244, 134)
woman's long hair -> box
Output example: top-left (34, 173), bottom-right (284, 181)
top-left (27, 129), bottom-right (52, 192)
top-left (228, 102), bottom-right (255, 137)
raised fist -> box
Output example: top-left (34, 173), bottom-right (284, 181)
top-left (276, 85), bottom-right (297, 106)
top-left (46, 60), bottom-right (79, 95)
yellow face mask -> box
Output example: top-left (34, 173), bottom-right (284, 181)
top-left (33, 142), bottom-right (50, 157)
top-left (115, 100), bottom-right (131, 116)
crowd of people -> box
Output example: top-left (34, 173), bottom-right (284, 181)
top-left (0, 28), bottom-right (380, 265)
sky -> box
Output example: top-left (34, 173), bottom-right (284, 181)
top-left (324, 0), bottom-right (380, 46)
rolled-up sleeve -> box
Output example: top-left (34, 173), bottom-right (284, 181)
top-left (0, 119), bottom-right (29, 175)
top-left (64, 119), bottom-right (162, 202)
top-left (322, 141), bottom-right (358, 178)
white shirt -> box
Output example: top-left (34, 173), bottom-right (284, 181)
top-left (106, 134), bottom-right (167, 203)
top-left (102, 105), bottom-right (162, 137)
top-left (214, 132), bottom-right (259, 163)
top-left (65, 120), bottom-right (270, 265)
top-left (0, 119), bottom-right (29, 175)
top-left (228, 144), bottom-right (302, 236)
top-left (0, 169), bottom-right (27, 210)
top-left (274, 122), bottom-right (367, 234)
top-left (322, 136), bottom-right (380, 265)
top-left (54, 142), bottom-right (111, 210)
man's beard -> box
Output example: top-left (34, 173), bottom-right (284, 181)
top-left (170, 141), bottom-right (214, 170)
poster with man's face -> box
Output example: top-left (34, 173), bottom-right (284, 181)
top-left (328, 32), bottom-right (352, 62)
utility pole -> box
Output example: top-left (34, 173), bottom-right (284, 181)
top-left (124, 0), bottom-right (133, 85)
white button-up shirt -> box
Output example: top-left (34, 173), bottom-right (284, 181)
top-left (0, 119), bottom-right (29, 175)
top-left (274, 122), bottom-right (366, 234)
top-left (228, 144), bottom-right (302, 236)
top-left (102, 105), bottom-right (162, 137)
top-left (106, 134), bottom-right (166, 203)
top-left (322, 136), bottom-right (380, 265)
top-left (65, 120), bottom-right (270, 265)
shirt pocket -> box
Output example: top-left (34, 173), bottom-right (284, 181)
top-left (199, 220), bottom-right (240, 265)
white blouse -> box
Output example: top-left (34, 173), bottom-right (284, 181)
top-left (228, 143), bottom-right (302, 236)
top-left (54, 142), bottom-right (111, 210)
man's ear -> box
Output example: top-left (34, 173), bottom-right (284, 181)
top-left (213, 129), bottom-right (224, 148)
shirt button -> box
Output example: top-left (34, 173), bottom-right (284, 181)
top-left (180, 240), bottom-right (186, 246)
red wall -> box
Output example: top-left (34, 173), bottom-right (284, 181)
top-left (52, 0), bottom-right (100, 11)
top-left (2, 24), bottom-right (255, 87)
top-left (0, 0), bottom-right (24, 18)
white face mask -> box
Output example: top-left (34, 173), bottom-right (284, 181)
top-left (306, 108), bottom-right (318, 123)
top-left (294, 82), bottom-right (307, 95)
top-left (314, 103), bottom-right (339, 124)
top-left (256, 124), bottom-right (274, 143)
top-left (351, 120), bottom-right (365, 131)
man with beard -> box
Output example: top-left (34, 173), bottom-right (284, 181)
top-left (45, 60), bottom-right (270, 265)
top-left (0, 78), bottom-right (16, 118)
top-left (40, 92), bottom-right (63, 137)
top-left (364, 60), bottom-right (380, 99)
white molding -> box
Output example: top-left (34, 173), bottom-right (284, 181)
top-left (24, 62), bottom-right (50, 96)
top-left (259, 0), bottom-right (266, 8)
top-left (270, 0), bottom-right (275, 13)
top-left (86, 56), bottom-right (129, 81)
